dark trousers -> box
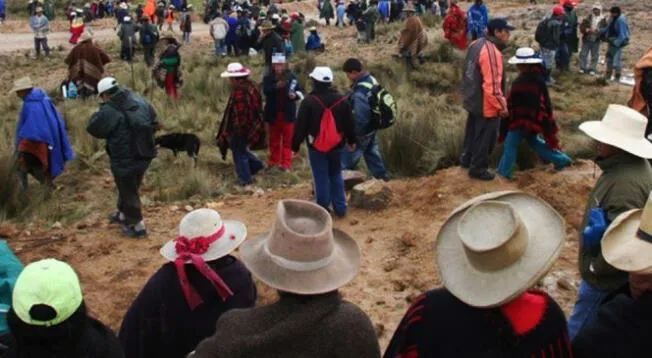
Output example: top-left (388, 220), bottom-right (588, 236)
top-left (143, 45), bottom-right (156, 67)
top-left (460, 112), bottom-right (500, 175)
top-left (17, 152), bottom-right (51, 191)
top-left (34, 37), bottom-right (50, 57)
top-left (114, 166), bottom-right (148, 225)
top-left (230, 136), bottom-right (264, 186)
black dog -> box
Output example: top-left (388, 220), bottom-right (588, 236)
top-left (155, 133), bottom-right (201, 166)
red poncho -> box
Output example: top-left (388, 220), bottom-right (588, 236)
top-left (69, 18), bottom-right (85, 44)
top-left (442, 4), bottom-right (467, 50)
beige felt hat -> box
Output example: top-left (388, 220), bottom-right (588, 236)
top-left (579, 104), bottom-right (652, 158)
top-left (10, 77), bottom-right (34, 93)
top-left (602, 192), bottom-right (652, 274)
top-left (240, 200), bottom-right (361, 294)
top-left (160, 31), bottom-right (179, 43)
top-left (436, 191), bottom-right (565, 308)
top-left (259, 20), bottom-right (275, 31)
top-left (160, 208), bottom-right (247, 263)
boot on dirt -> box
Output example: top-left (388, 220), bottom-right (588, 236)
top-left (614, 73), bottom-right (622, 82)
top-left (603, 67), bottom-right (613, 81)
top-left (121, 221), bottom-right (147, 238)
top-left (108, 211), bottom-right (126, 225)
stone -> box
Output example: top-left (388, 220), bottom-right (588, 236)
top-left (557, 277), bottom-right (575, 291)
top-left (76, 222), bottom-right (88, 230)
top-left (399, 232), bottom-right (417, 248)
top-left (254, 188), bottom-right (265, 197)
top-left (184, 205), bottom-right (194, 212)
top-left (374, 323), bottom-right (386, 338)
top-left (205, 202), bottom-right (225, 209)
top-left (350, 219), bottom-right (359, 226)
top-left (342, 170), bottom-right (367, 191)
top-left (350, 180), bottom-right (393, 211)
top-left (169, 205), bottom-right (180, 212)
top-left (52, 222), bottom-right (63, 230)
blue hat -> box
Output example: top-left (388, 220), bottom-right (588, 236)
top-left (487, 18), bottom-right (515, 32)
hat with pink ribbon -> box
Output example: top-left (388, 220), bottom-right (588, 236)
top-left (160, 209), bottom-right (247, 310)
top-left (220, 62), bottom-right (252, 78)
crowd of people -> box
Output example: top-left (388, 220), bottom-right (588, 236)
top-left (6, 0), bottom-right (652, 356)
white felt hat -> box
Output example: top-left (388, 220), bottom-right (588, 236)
top-left (220, 62), bottom-right (251, 78)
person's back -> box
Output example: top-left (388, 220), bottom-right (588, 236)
top-left (462, 37), bottom-right (505, 119)
top-left (538, 16), bottom-right (561, 50)
top-left (119, 256), bottom-right (257, 358)
top-left (385, 288), bottom-right (573, 357)
top-left (191, 292), bottom-right (379, 358)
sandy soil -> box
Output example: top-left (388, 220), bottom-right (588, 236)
top-left (1, 160), bottom-right (597, 350)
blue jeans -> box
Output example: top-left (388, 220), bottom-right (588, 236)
top-left (309, 148), bottom-right (347, 216)
top-left (183, 32), bottom-right (191, 43)
top-left (34, 37), bottom-right (50, 57)
top-left (556, 42), bottom-right (570, 72)
top-left (541, 48), bottom-right (556, 81)
top-left (497, 130), bottom-right (572, 179)
top-left (342, 133), bottom-right (389, 180)
top-left (568, 280), bottom-right (611, 340)
top-left (214, 38), bottom-right (226, 56)
top-left (230, 136), bottom-right (264, 186)
top-left (606, 44), bottom-right (624, 73)
top-left (579, 41), bottom-right (600, 72)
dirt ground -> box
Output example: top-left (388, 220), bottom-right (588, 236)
top-left (1, 160), bottom-right (597, 350)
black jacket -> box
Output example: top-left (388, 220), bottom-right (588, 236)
top-left (256, 31), bottom-right (284, 69)
top-left (292, 87), bottom-right (356, 153)
top-left (573, 290), bottom-right (652, 358)
top-left (642, 68), bottom-right (652, 136)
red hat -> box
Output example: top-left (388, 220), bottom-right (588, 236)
top-left (553, 5), bottom-right (565, 16)
top-left (290, 12), bottom-right (299, 19)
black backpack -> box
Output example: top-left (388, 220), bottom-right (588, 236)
top-left (535, 18), bottom-right (551, 45)
top-left (358, 80), bottom-right (398, 130)
top-left (110, 101), bottom-right (157, 160)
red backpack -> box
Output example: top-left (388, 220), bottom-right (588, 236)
top-left (311, 95), bottom-right (348, 153)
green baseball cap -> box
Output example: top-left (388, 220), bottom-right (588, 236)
top-left (12, 259), bottom-right (83, 327)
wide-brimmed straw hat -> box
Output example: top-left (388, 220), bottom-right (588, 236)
top-left (240, 200), bottom-right (361, 294)
top-left (160, 208), bottom-right (247, 263)
top-left (602, 192), bottom-right (652, 274)
top-left (10, 77), bottom-right (34, 93)
top-left (436, 191), bottom-right (565, 308)
top-left (403, 4), bottom-right (415, 12)
top-left (579, 104), bottom-right (652, 158)
top-left (220, 62), bottom-right (251, 78)
top-left (308, 26), bottom-right (317, 31)
top-left (508, 47), bottom-right (543, 65)
top-left (160, 31), bottom-right (179, 43)
top-left (259, 20), bottom-right (275, 31)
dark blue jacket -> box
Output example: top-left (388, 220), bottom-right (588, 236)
top-left (119, 255), bottom-right (257, 358)
top-left (305, 32), bottom-right (322, 50)
top-left (349, 72), bottom-right (377, 136)
top-left (226, 16), bottom-right (238, 45)
top-left (16, 88), bottom-right (76, 179)
top-left (262, 71), bottom-right (303, 124)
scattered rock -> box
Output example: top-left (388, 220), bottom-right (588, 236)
top-left (254, 188), bottom-right (265, 197)
top-left (399, 232), bottom-right (417, 248)
top-left (374, 323), bottom-right (386, 338)
top-left (24, 230), bottom-right (31, 237)
top-left (557, 277), bottom-right (575, 291)
top-left (52, 222), bottom-right (63, 230)
top-left (184, 205), bottom-right (194, 212)
top-left (169, 205), bottom-right (180, 212)
top-left (392, 280), bottom-right (407, 292)
top-left (350, 180), bottom-right (393, 211)
top-left (383, 257), bottom-right (399, 272)
top-left (342, 170), bottom-right (367, 191)
top-left (365, 237), bottom-right (374, 244)
top-left (76, 222), bottom-right (88, 230)
top-left (205, 202), bottom-right (225, 209)
top-left (350, 219), bottom-right (359, 226)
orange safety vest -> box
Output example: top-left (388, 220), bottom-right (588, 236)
top-left (166, 11), bottom-right (174, 23)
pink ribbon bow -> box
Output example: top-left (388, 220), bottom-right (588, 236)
top-left (174, 226), bottom-right (234, 311)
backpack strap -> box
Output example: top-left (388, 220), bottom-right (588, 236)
top-left (311, 95), bottom-right (348, 110)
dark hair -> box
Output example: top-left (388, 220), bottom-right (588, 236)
top-left (311, 79), bottom-right (331, 92)
top-left (610, 6), bottom-right (621, 15)
top-left (342, 58), bottom-right (363, 73)
top-left (103, 86), bottom-right (119, 96)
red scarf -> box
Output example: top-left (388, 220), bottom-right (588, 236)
top-left (173, 226), bottom-right (234, 310)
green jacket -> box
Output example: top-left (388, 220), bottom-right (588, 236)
top-left (320, 0), bottom-right (334, 19)
top-left (579, 152), bottom-right (652, 291)
top-left (291, 21), bottom-right (305, 54)
top-left (86, 89), bottom-right (158, 177)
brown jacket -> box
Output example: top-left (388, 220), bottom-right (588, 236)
top-left (398, 16), bottom-right (427, 55)
top-left (189, 291), bottom-right (381, 358)
top-left (65, 40), bottom-right (111, 91)
top-left (628, 47), bottom-right (652, 118)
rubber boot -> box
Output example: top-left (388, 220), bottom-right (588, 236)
top-left (604, 67), bottom-right (613, 81)
top-left (615, 72), bottom-right (622, 82)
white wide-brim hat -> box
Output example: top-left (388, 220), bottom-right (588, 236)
top-left (240, 200), bottom-right (361, 294)
top-left (508, 47), bottom-right (543, 65)
top-left (160, 208), bottom-right (247, 263)
top-left (602, 192), bottom-right (652, 274)
top-left (221, 62), bottom-right (251, 78)
top-left (436, 191), bottom-right (565, 308)
top-left (579, 104), bottom-right (652, 158)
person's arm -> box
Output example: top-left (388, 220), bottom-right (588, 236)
top-left (613, 18), bottom-right (628, 47)
top-left (384, 294), bottom-right (429, 358)
top-left (262, 74), bottom-right (277, 95)
top-left (292, 99), bottom-right (309, 152)
top-left (86, 107), bottom-right (119, 139)
top-left (478, 45), bottom-right (507, 117)
top-left (642, 69), bottom-right (652, 113)
top-left (340, 100), bottom-right (356, 147)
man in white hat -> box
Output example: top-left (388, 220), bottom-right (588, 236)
top-left (578, 3), bottom-right (607, 76)
top-left (293, 66), bottom-right (356, 217)
top-left (189, 200), bottom-right (380, 358)
top-left (573, 192), bottom-right (652, 356)
top-left (216, 63), bottom-right (265, 188)
top-left (119, 208), bottom-right (256, 358)
top-left (496, 47), bottom-right (572, 179)
top-left (86, 77), bottom-right (159, 238)
top-left (12, 77), bottom-right (75, 191)
top-left (117, 15), bottom-right (137, 61)
top-left (385, 191), bottom-right (574, 357)
top-left (29, 6), bottom-right (50, 58)
top-left (568, 105), bottom-right (652, 339)
top-left (262, 53), bottom-right (303, 172)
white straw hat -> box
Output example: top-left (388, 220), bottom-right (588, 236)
top-left (436, 191), bottom-right (565, 308)
top-left (220, 63), bottom-right (251, 78)
top-left (602, 192), bottom-right (652, 274)
top-left (240, 200), bottom-right (361, 294)
top-left (579, 104), bottom-right (652, 158)
top-left (10, 77), bottom-right (34, 93)
top-left (309, 66), bottom-right (334, 83)
top-left (508, 47), bottom-right (543, 65)
top-left (160, 208), bottom-right (247, 263)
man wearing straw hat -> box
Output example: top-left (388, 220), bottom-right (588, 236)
top-left (119, 208), bottom-right (256, 358)
top-left (568, 104), bottom-right (652, 339)
top-left (11, 77), bottom-right (75, 191)
top-left (573, 192), bottom-right (652, 357)
top-left (29, 6), bottom-right (50, 58)
top-left (189, 200), bottom-right (380, 358)
top-left (385, 191), bottom-right (574, 357)
top-left (255, 20), bottom-right (284, 72)
top-left (397, 4), bottom-right (427, 70)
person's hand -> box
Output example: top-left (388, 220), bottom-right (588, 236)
top-left (347, 143), bottom-right (356, 152)
top-left (288, 92), bottom-right (297, 100)
top-left (499, 109), bottom-right (509, 118)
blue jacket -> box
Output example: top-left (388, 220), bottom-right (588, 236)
top-left (305, 32), bottom-right (322, 50)
top-left (0, 241), bottom-right (22, 335)
top-left (467, 4), bottom-right (488, 37)
top-left (226, 16), bottom-right (239, 45)
top-left (337, 4), bottom-right (345, 18)
top-left (262, 71), bottom-right (303, 124)
top-left (350, 72), bottom-right (378, 136)
top-left (603, 14), bottom-right (630, 48)
top-left (16, 88), bottom-right (75, 179)
top-left (0, 0), bottom-right (5, 14)
top-left (378, 0), bottom-right (390, 19)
